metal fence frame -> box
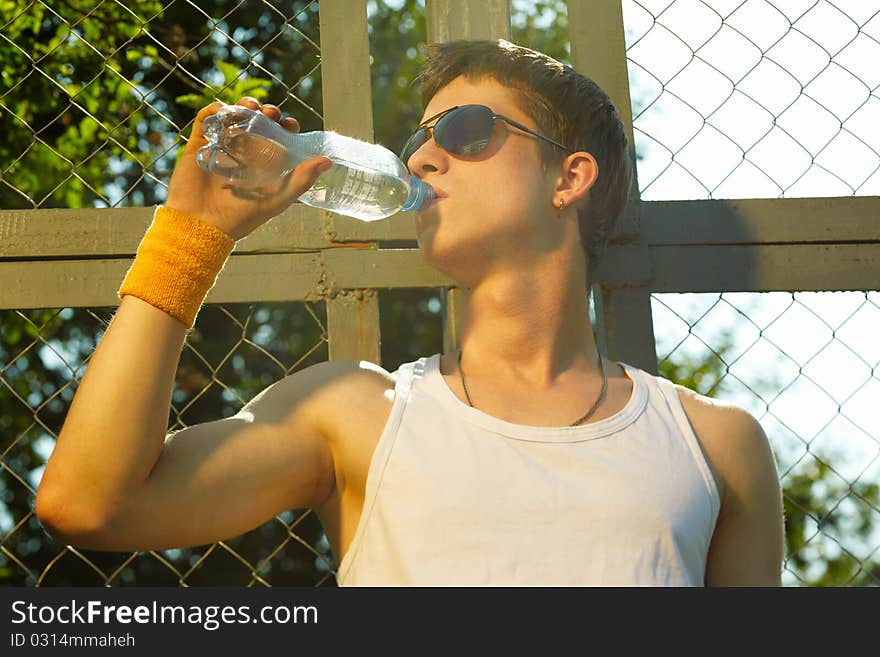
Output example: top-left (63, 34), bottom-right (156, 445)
top-left (3, 0), bottom-right (876, 368)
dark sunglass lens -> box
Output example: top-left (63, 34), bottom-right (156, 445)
top-left (436, 105), bottom-right (494, 156)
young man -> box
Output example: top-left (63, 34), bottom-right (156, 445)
top-left (36, 40), bottom-right (784, 586)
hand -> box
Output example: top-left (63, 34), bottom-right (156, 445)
top-left (165, 96), bottom-right (332, 241)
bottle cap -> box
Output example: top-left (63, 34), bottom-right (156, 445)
top-left (402, 176), bottom-right (435, 212)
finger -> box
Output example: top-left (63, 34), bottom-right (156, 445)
top-left (236, 96), bottom-right (261, 110)
top-left (280, 116), bottom-right (300, 133)
top-left (283, 156), bottom-right (332, 202)
top-left (260, 103), bottom-right (282, 122)
top-left (195, 101), bottom-right (226, 122)
top-left (187, 101), bottom-right (226, 151)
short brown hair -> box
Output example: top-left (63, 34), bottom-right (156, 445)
top-left (416, 39), bottom-right (633, 288)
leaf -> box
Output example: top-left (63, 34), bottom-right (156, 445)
top-left (175, 92), bottom-right (213, 109)
top-left (5, 325), bottom-right (21, 345)
top-left (79, 117), bottom-right (98, 142)
top-left (216, 60), bottom-right (242, 85)
top-left (239, 79), bottom-right (271, 98)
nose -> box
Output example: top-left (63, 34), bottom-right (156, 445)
top-left (407, 136), bottom-right (449, 177)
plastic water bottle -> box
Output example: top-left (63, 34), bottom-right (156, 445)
top-left (195, 104), bottom-right (434, 221)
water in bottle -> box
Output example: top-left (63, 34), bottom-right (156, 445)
top-left (196, 104), bottom-right (434, 221)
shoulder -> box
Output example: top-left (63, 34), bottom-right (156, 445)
top-left (306, 358), bottom-right (397, 392)
top-left (235, 359), bottom-right (395, 432)
top-left (672, 381), bottom-right (754, 425)
top-left (673, 383), bottom-right (770, 456)
top-left (671, 382), bottom-right (775, 510)
top-left (299, 359), bottom-right (398, 442)
top-left (668, 383), bottom-right (785, 585)
top-left (296, 357), bottom-right (396, 403)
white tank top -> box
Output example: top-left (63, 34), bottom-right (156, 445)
top-left (336, 354), bottom-right (720, 586)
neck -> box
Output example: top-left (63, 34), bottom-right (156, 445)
top-left (456, 244), bottom-right (601, 388)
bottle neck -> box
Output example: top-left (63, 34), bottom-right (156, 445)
top-left (402, 176), bottom-right (434, 212)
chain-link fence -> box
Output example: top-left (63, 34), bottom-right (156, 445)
top-left (626, 0), bottom-right (880, 585)
top-left (626, 0), bottom-right (879, 198)
top-left (652, 290), bottom-right (880, 586)
top-left (1, 0), bottom-right (878, 587)
top-left (0, 0), bottom-right (350, 586)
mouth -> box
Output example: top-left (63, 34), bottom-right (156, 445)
top-left (428, 186), bottom-right (447, 206)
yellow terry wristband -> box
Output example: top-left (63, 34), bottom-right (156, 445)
top-left (117, 206), bottom-right (236, 329)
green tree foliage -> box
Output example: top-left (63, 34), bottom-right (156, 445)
top-left (1, 0), bottom-right (875, 586)
top-left (780, 460), bottom-right (879, 586)
top-left (369, 0), bottom-right (426, 154)
top-left (0, 0), bottom-right (165, 208)
top-left (0, 0), bottom-right (322, 210)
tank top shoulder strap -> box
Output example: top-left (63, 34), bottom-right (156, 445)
top-left (377, 357), bottom-right (420, 436)
top-left (335, 355), bottom-right (429, 583)
top-left (650, 373), bottom-right (722, 510)
top-left (396, 356), bottom-right (427, 397)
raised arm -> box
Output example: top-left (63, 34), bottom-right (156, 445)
top-left (35, 97), bottom-right (335, 551)
top-left (38, 340), bottom-right (360, 552)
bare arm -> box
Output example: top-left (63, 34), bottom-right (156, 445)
top-left (35, 294), bottom-right (367, 552)
top-left (37, 292), bottom-right (353, 552)
top-left (704, 406), bottom-right (785, 586)
top-left (36, 296), bottom-right (189, 541)
top-left (35, 96), bottom-right (334, 551)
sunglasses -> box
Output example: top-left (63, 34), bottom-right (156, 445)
top-left (400, 104), bottom-right (574, 165)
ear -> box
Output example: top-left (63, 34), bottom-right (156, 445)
top-left (553, 151), bottom-right (598, 207)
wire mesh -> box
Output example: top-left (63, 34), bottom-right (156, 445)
top-left (0, 0), bottom-right (340, 586)
top-left (625, 0), bottom-right (880, 199)
top-left (0, 0), bottom-right (323, 210)
top-left (1, 301), bottom-right (334, 586)
top-left (624, 0), bottom-right (880, 585)
top-left (652, 291), bottom-right (880, 585)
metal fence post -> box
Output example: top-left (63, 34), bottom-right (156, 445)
top-left (426, 0), bottom-right (511, 353)
top-left (319, 0), bottom-right (381, 363)
top-left (569, 0), bottom-right (658, 374)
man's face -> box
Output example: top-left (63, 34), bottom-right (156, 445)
top-left (406, 76), bottom-right (562, 285)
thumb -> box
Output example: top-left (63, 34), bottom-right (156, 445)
top-left (283, 156), bottom-right (333, 202)
top-left (185, 101), bottom-right (226, 154)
